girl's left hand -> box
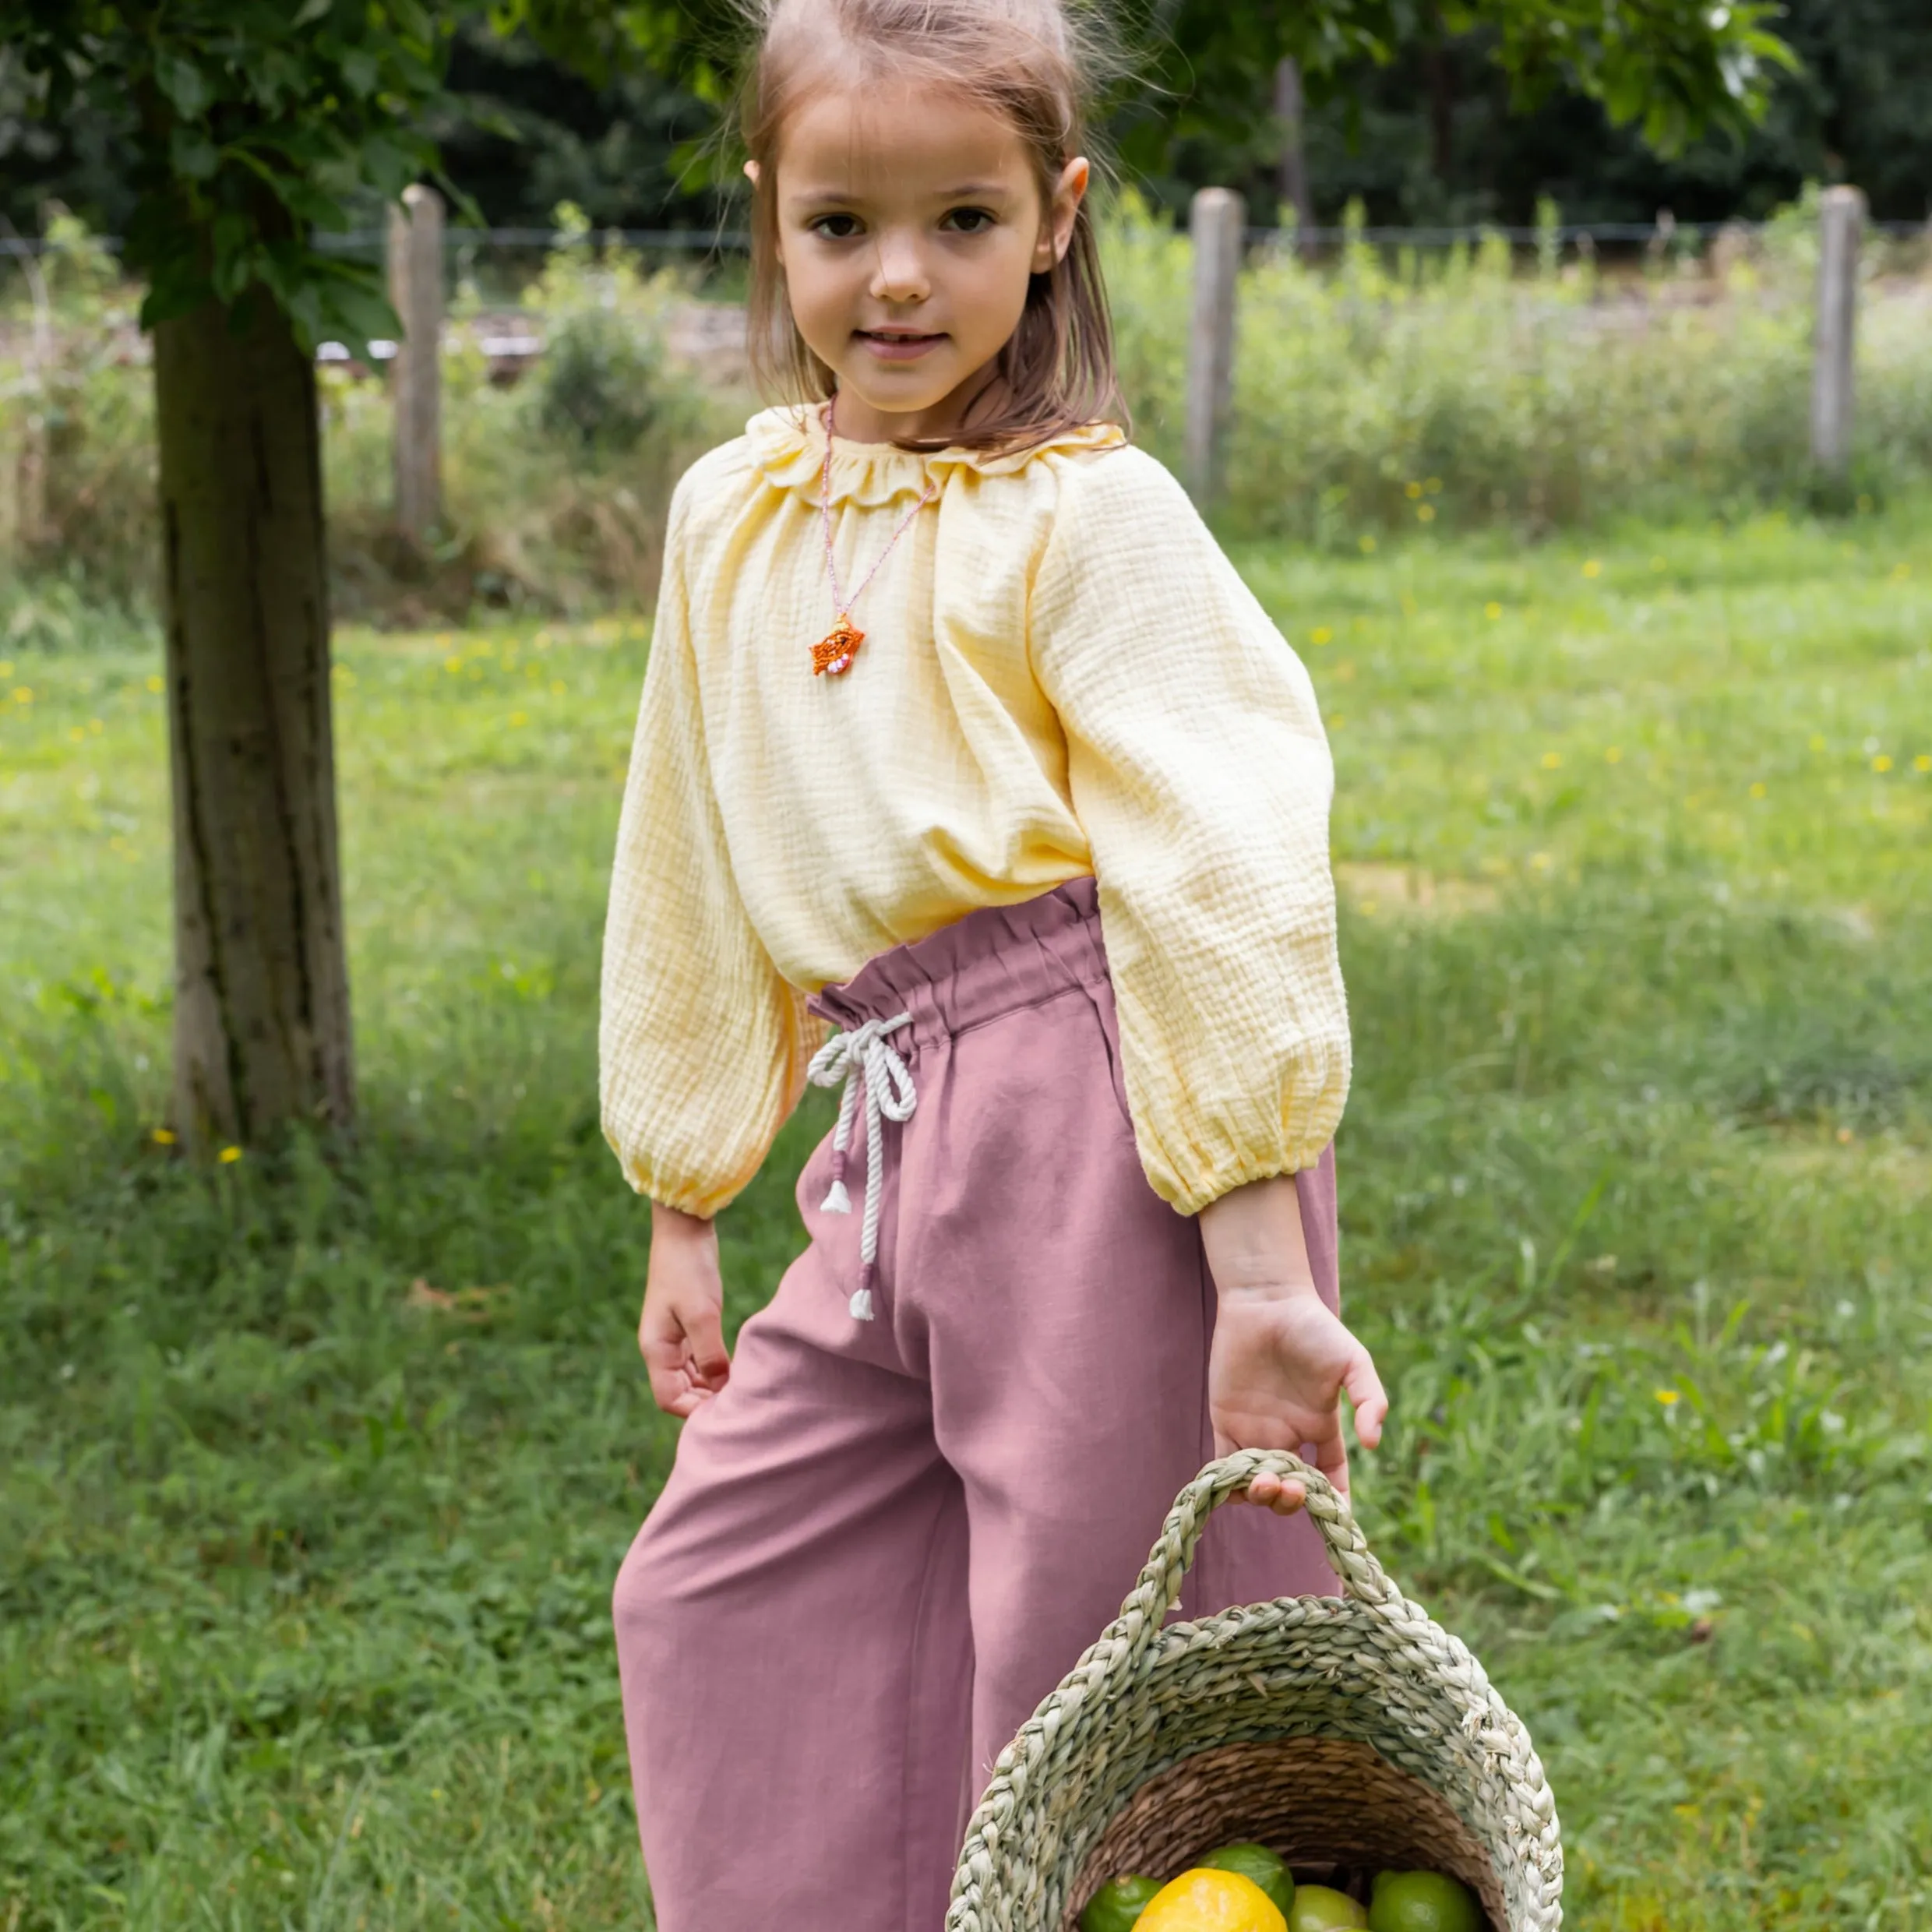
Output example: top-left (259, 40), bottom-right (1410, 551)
top-left (1198, 1172), bottom-right (1390, 1516)
top-left (1206, 1284), bottom-right (1388, 1511)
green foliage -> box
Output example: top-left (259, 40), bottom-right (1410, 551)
top-left (0, 213), bottom-right (154, 608)
top-left (1121, 0), bottom-right (1794, 203)
top-left (0, 215), bottom-right (741, 627)
top-left (9, 200), bottom-right (1932, 625)
top-left (538, 308), bottom-right (667, 456)
top-left (524, 208), bottom-right (690, 460)
top-left (4, 506), bottom-right (1930, 1927)
top-left (1271, 0), bottom-right (1932, 230)
top-left (1105, 197), bottom-right (1932, 539)
top-left (0, 0), bottom-right (1801, 354)
top-left (0, 0), bottom-right (460, 344)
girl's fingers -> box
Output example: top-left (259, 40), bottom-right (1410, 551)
top-left (1245, 1471), bottom-right (1306, 1516)
top-left (682, 1301), bottom-right (732, 1388)
top-left (1345, 1348), bottom-right (1391, 1450)
top-left (643, 1352), bottom-right (690, 1415)
top-left (1310, 1413), bottom-right (1351, 1494)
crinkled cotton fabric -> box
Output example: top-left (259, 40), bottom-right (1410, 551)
top-left (599, 405), bottom-right (1349, 1218)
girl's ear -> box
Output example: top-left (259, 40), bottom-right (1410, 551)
top-left (744, 160), bottom-right (762, 188)
top-left (1034, 156), bottom-right (1090, 273)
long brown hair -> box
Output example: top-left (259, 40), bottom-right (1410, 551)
top-left (736, 0), bottom-right (1128, 453)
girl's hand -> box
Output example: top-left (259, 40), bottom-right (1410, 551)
top-left (1198, 1174), bottom-right (1389, 1514)
top-left (1207, 1285), bottom-right (1387, 1503)
top-left (640, 1204), bottom-right (732, 1417)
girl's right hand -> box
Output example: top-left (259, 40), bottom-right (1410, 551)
top-left (640, 1203), bottom-right (732, 1416)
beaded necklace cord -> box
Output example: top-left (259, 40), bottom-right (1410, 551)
top-left (811, 402), bottom-right (940, 676)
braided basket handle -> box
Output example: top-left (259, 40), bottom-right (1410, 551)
top-left (1110, 1449), bottom-right (1395, 1666)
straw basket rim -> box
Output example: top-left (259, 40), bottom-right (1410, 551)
top-left (945, 1449), bottom-right (1564, 1932)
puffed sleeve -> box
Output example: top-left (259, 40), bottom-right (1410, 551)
top-left (1030, 446), bottom-right (1350, 1215)
top-left (598, 476), bottom-right (820, 1217)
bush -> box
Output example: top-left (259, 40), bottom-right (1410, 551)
top-left (1105, 192), bottom-right (1932, 541)
top-left (1, 206), bottom-right (743, 632)
top-left (537, 308), bottom-right (667, 457)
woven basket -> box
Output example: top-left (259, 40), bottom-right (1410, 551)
top-left (946, 1449), bottom-right (1563, 1932)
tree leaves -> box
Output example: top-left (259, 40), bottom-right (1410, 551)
top-left (2, 0), bottom-right (456, 345)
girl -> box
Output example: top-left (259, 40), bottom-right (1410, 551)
top-left (600, 0), bottom-right (1388, 1923)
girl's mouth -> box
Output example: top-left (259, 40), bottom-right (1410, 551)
top-left (856, 329), bottom-right (946, 362)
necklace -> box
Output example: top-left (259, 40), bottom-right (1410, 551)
top-left (812, 403), bottom-right (940, 677)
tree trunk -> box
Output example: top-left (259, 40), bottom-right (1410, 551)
top-left (1274, 56), bottom-right (1315, 259)
top-left (154, 292), bottom-right (354, 1151)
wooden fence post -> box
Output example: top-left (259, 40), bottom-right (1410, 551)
top-left (1274, 58), bottom-right (1314, 259)
top-left (1810, 185), bottom-right (1864, 479)
top-left (1186, 187), bottom-right (1244, 506)
top-left (387, 183), bottom-right (444, 538)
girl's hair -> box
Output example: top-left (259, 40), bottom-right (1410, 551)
top-left (737, 0), bottom-right (1127, 452)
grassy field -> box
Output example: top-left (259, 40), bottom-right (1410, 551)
top-left (2, 502), bottom-right (1930, 1931)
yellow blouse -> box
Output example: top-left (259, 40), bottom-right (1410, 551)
top-left (599, 407), bottom-right (1349, 1220)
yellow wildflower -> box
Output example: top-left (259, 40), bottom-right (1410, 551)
top-left (1873, 754), bottom-right (1893, 773)
top-left (1605, 746), bottom-right (1624, 763)
top-left (1749, 781), bottom-right (1768, 799)
top-left (218, 1145), bottom-right (243, 1165)
top-left (152, 1127), bottom-right (177, 1145)
top-left (1416, 503), bottom-right (1436, 524)
top-left (1310, 626), bottom-right (1333, 646)
top-left (1581, 559), bottom-right (1602, 579)
top-left (1405, 481), bottom-right (1423, 499)
top-left (1484, 601), bottom-right (1502, 619)
top-left (1541, 751), bottom-right (1563, 770)
top-left (1655, 1389), bottom-right (1680, 1406)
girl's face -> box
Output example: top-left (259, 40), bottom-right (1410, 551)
top-left (765, 76), bottom-right (1088, 442)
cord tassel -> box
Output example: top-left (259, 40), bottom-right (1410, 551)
top-left (820, 1148), bottom-right (851, 1215)
top-left (806, 1012), bottom-right (916, 1322)
top-left (849, 1261), bottom-right (879, 1323)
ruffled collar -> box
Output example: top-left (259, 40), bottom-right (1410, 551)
top-left (744, 404), bottom-right (1125, 506)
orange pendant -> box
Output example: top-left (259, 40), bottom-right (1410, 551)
top-left (812, 615), bottom-right (864, 676)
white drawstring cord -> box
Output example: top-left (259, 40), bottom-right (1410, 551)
top-left (806, 1013), bottom-right (916, 1320)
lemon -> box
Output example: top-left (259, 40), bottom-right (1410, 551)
top-left (1286, 1884), bottom-right (1368, 1930)
top-left (1198, 1843), bottom-right (1295, 1920)
top-left (1081, 1874), bottom-right (1165, 1932)
top-left (1137, 1868), bottom-right (1289, 1932)
top-left (1366, 1872), bottom-right (1482, 1932)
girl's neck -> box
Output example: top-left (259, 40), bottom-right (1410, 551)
top-left (826, 367), bottom-right (1004, 446)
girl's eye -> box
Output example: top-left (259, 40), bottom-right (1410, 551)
top-left (941, 207), bottom-right (996, 234)
top-left (809, 213), bottom-right (862, 240)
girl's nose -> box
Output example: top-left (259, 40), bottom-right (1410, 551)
top-left (869, 233), bottom-right (930, 305)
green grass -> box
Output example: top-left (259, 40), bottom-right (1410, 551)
top-left (3, 503), bottom-right (1930, 1931)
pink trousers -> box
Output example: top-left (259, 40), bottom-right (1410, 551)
top-left (612, 877), bottom-right (1340, 1931)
